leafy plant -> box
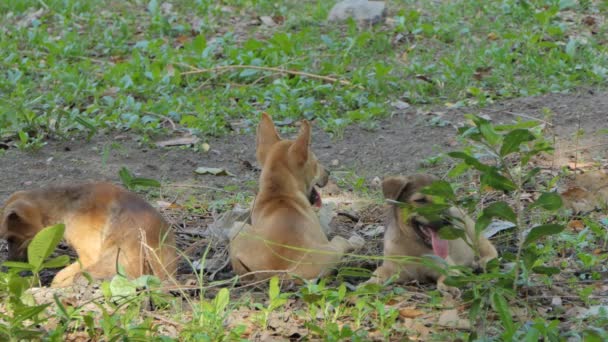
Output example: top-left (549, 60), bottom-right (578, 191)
top-left (2, 224), bottom-right (69, 286)
top-left (118, 167), bottom-right (161, 190)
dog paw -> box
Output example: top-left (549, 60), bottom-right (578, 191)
top-left (347, 234), bottom-right (365, 250)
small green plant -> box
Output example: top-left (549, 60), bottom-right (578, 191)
top-left (118, 167), bottom-right (161, 190)
top-left (254, 276), bottom-right (289, 329)
top-left (2, 224), bottom-right (69, 287)
top-left (15, 131), bottom-right (46, 152)
top-left (418, 115), bottom-right (567, 339)
top-left (0, 224), bottom-right (68, 341)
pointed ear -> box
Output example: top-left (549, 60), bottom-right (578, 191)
top-left (289, 120), bottom-right (311, 165)
top-left (256, 112), bottom-right (281, 165)
top-left (0, 198), bottom-right (41, 236)
top-left (381, 176), bottom-right (411, 202)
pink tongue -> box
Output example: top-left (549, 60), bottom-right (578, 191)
top-left (313, 188), bottom-right (322, 208)
top-left (430, 229), bottom-right (449, 259)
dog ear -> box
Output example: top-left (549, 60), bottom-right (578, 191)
top-left (381, 176), bottom-right (411, 202)
top-left (0, 199), bottom-right (41, 236)
top-left (289, 120), bottom-right (310, 165)
top-left (256, 112), bottom-right (281, 165)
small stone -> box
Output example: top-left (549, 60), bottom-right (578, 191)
top-left (331, 159), bottom-right (340, 166)
top-left (327, 0), bottom-right (386, 25)
top-left (371, 176), bottom-right (382, 188)
top-left (391, 100), bottom-right (410, 110)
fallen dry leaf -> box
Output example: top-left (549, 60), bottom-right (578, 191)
top-left (567, 219), bottom-right (585, 232)
top-left (399, 307), bottom-right (424, 319)
top-left (437, 309), bottom-right (470, 329)
top-left (194, 167), bottom-right (235, 176)
top-left (156, 136), bottom-right (200, 147)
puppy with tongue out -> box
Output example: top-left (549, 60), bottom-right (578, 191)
top-left (229, 113), bottom-right (363, 282)
top-left (366, 174), bottom-right (498, 297)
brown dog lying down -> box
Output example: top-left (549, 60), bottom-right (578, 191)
top-left (367, 174), bottom-right (498, 295)
top-left (0, 182), bottom-right (177, 287)
top-left (229, 113), bottom-right (363, 281)
top-left (560, 170), bottom-right (608, 213)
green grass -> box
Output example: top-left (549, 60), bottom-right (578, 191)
top-left (1, 0), bottom-right (607, 141)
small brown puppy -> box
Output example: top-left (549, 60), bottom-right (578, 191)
top-left (1, 182), bottom-right (177, 287)
top-left (368, 174), bottom-right (498, 295)
top-left (229, 113), bottom-right (362, 281)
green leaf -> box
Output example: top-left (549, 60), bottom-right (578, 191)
top-left (481, 170), bottom-right (516, 192)
top-left (524, 224), bottom-right (565, 246)
top-left (192, 34), bottom-right (206, 54)
top-left (269, 276), bottom-right (280, 300)
top-left (479, 123), bottom-right (502, 146)
top-left (214, 288), bottom-right (230, 313)
top-left (532, 266), bottom-right (560, 276)
top-left (483, 202), bottom-right (517, 223)
top-left (110, 275), bottom-right (137, 297)
top-left (75, 116), bottom-right (97, 141)
top-left (492, 292), bottom-right (515, 338)
top-left (438, 227), bottom-right (466, 240)
top-left (447, 162), bottom-right (469, 178)
top-left (13, 304), bottom-right (50, 325)
top-left (118, 167), bottom-right (133, 187)
top-left (41, 255), bottom-right (70, 269)
top-left (239, 69), bottom-right (259, 78)
top-left (2, 261), bottom-right (34, 271)
top-left (448, 151), bottom-right (491, 172)
top-left (129, 178), bottom-right (161, 188)
top-left (531, 192), bottom-right (562, 211)
top-left (28, 224), bottom-right (65, 271)
top-left (421, 180), bottom-right (455, 201)
top-left (500, 129), bottom-right (535, 156)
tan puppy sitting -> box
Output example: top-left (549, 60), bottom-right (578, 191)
top-left (1, 182), bottom-right (177, 287)
top-left (367, 174), bottom-right (498, 295)
top-left (229, 113), bottom-right (363, 281)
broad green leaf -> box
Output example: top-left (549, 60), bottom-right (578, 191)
top-left (129, 178), bottom-right (161, 188)
top-left (447, 152), bottom-right (491, 172)
top-left (447, 162), bottom-right (469, 178)
top-left (483, 202), bottom-right (517, 223)
top-left (133, 275), bottom-right (161, 289)
top-left (500, 129), bottom-right (535, 156)
top-left (479, 123), bottom-right (502, 146)
top-left (13, 304), bottom-right (51, 325)
top-left (524, 224), bottom-right (565, 246)
top-left (492, 292), bottom-right (515, 338)
top-left (531, 192), bottom-right (562, 211)
top-left (532, 266), bottom-right (560, 276)
top-left (110, 275), bottom-right (137, 297)
top-left (118, 167), bottom-right (133, 187)
top-left (269, 276), bottom-right (280, 300)
top-left (191, 34), bottom-right (206, 54)
top-left (239, 69), bottom-right (259, 78)
top-left (481, 170), bottom-right (516, 192)
top-left (2, 261), bottom-right (34, 271)
top-left (438, 227), bottom-right (466, 240)
top-left (41, 255), bottom-right (70, 269)
top-left (421, 180), bottom-right (455, 201)
top-left (214, 288), bottom-right (230, 313)
top-left (28, 224), bottom-right (65, 270)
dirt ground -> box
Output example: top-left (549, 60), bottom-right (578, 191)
top-left (1, 89), bottom-right (606, 195)
top-left (1, 89), bottom-right (607, 282)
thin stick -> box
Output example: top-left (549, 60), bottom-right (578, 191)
top-left (179, 64), bottom-right (357, 87)
top-left (482, 109), bottom-right (553, 127)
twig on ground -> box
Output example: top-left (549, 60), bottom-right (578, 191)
top-left (483, 109), bottom-right (553, 126)
top-left (179, 64), bottom-right (359, 88)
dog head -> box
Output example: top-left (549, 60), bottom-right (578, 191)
top-left (1, 194), bottom-right (43, 261)
top-left (256, 113), bottom-right (329, 207)
top-left (382, 174), bottom-right (456, 259)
